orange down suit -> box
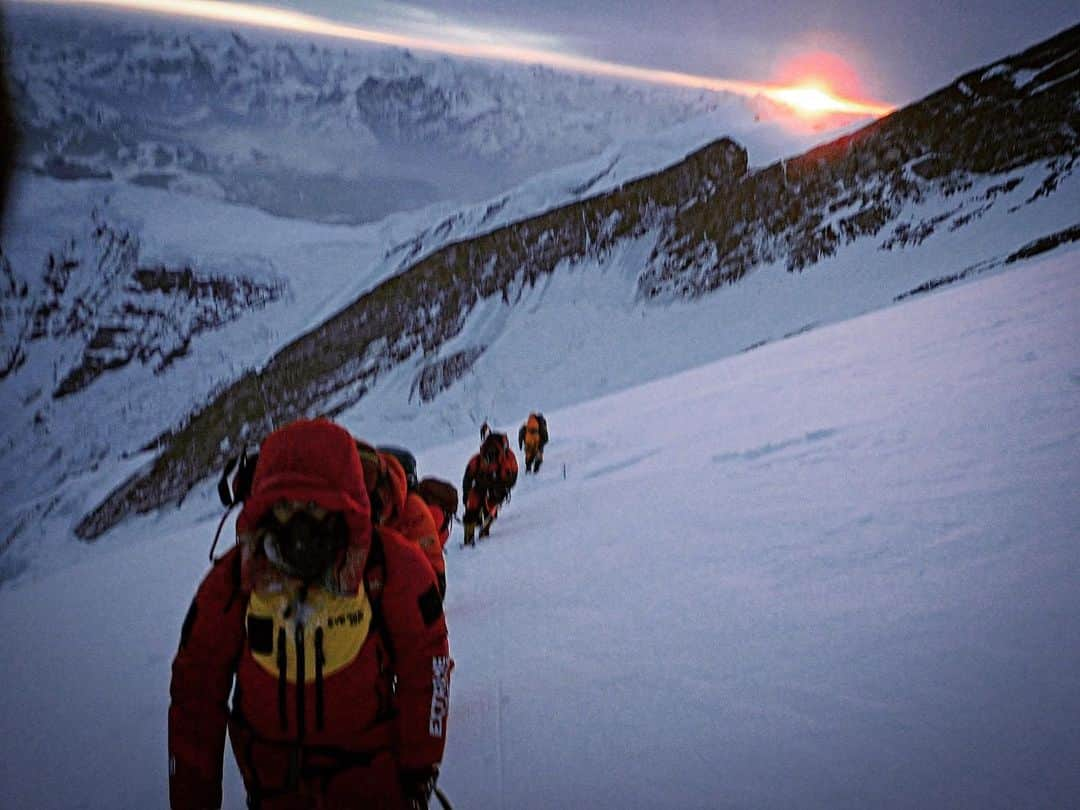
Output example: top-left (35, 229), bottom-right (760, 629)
top-left (356, 442), bottom-right (445, 591)
top-left (372, 451), bottom-right (445, 594)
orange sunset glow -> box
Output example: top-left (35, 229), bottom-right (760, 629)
top-left (25, 0), bottom-right (896, 121)
top-left (767, 49), bottom-right (893, 119)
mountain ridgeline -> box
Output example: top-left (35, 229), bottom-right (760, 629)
top-left (76, 25), bottom-right (1080, 539)
top-left (7, 8), bottom-right (719, 224)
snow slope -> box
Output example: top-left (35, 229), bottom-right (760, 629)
top-left (1, 248), bottom-right (1077, 809)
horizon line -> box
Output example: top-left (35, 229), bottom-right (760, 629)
top-left (18, 0), bottom-right (899, 118)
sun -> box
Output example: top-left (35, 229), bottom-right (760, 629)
top-left (766, 82), bottom-right (893, 118)
top-left (772, 83), bottom-right (848, 114)
top-left (765, 50), bottom-right (894, 119)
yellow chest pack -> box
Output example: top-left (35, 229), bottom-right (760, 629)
top-left (246, 586), bottom-right (372, 683)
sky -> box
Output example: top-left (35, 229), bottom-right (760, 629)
top-left (292, 0), bottom-right (1079, 104)
top-left (285, 1), bottom-right (1078, 103)
top-left (15, 0), bottom-right (1079, 115)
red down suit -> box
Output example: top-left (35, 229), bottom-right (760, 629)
top-left (462, 432), bottom-right (518, 524)
top-left (169, 419), bottom-right (450, 809)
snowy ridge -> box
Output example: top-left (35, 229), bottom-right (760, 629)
top-left (0, 127), bottom-right (776, 576)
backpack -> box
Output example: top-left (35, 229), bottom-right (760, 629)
top-left (520, 413), bottom-right (549, 449)
top-left (415, 477), bottom-right (459, 518)
top-left (480, 432), bottom-right (518, 492)
top-left (535, 413), bottom-right (548, 445)
top-left (210, 448), bottom-right (259, 560)
top-left (377, 445), bottom-right (418, 490)
top-left (415, 477), bottom-right (459, 532)
top-left (481, 431), bottom-right (510, 456)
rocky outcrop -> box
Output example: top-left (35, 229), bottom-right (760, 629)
top-left (411, 346), bottom-right (486, 403)
top-left (640, 25), bottom-right (1079, 297)
top-left (0, 211), bottom-right (285, 397)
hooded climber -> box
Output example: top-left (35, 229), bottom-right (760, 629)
top-left (371, 448), bottom-right (457, 545)
top-left (415, 476), bottom-right (458, 558)
top-left (517, 413), bottom-right (549, 474)
top-left (356, 441), bottom-right (447, 598)
top-left (375, 447), bottom-right (458, 597)
top-left (461, 431), bottom-right (518, 546)
top-left (170, 419), bottom-right (450, 810)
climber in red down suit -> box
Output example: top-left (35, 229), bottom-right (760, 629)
top-left (169, 418), bottom-right (451, 809)
top-left (461, 430), bottom-right (518, 546)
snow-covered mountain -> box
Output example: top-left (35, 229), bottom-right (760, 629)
top-left (0, 7), bottom-right (855, 578)
top-left (5, 5), bottom-right (767, 224)
top-left (0, 14), bottom-right (1078, 808)
top-left (1, 17), bottom-right (1077, 582)
top-left (70, 25), bottom-right (1080, 544)
top-left (1, 244), bottom-right (1077, 810)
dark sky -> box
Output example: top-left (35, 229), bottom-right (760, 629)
top-left (289, 0), bottom-right (1078, 105)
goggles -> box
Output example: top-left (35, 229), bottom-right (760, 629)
top-left (261, 500), bottom-right (347, 583)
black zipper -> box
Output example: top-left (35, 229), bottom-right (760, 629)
top-left (295, 623), bottom-right (306, 742)
top-left (276, 627), bottom-right (288, 731)
top-left (315, 627), bottom-right (326, 731)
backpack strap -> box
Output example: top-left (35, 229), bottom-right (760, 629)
top-left (363, 529), bottom-right (394, 663)
top-left (363, 529), bottom-right (399, 723)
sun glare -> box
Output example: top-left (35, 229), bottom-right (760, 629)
top-left (765, 48), bottom-right (894, 119)
top-left (765, 83), bottom-right (891, 118)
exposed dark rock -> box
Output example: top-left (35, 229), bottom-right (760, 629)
top-left (38, 155), bottom-right (113, 181)
top-left (411, 346), bottom-right (486, 403)
top-left (1005, 223), bottom-right (1080, 263)
top-left (1, 212), bottom-right (284, 399)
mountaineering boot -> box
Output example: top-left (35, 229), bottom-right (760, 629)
top-left (463, 521), bottom-right (476, 547)
top-left (533, 458), bottom-right (542, 473)
top-left (479, 511), bottom-right (494, 538)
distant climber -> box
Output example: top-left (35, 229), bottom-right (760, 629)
top-left (518, 412), bottom-right (549, 474)
top-left (461, 431), bottom-right (518, 546)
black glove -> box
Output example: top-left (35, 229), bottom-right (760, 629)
top-left (400, 766), bottom-right (439, 809)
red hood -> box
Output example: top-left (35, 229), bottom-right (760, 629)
top-left (377, 451), bottom-right (409, 522)
top-left (237, 419), bottom-right (372, 594)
